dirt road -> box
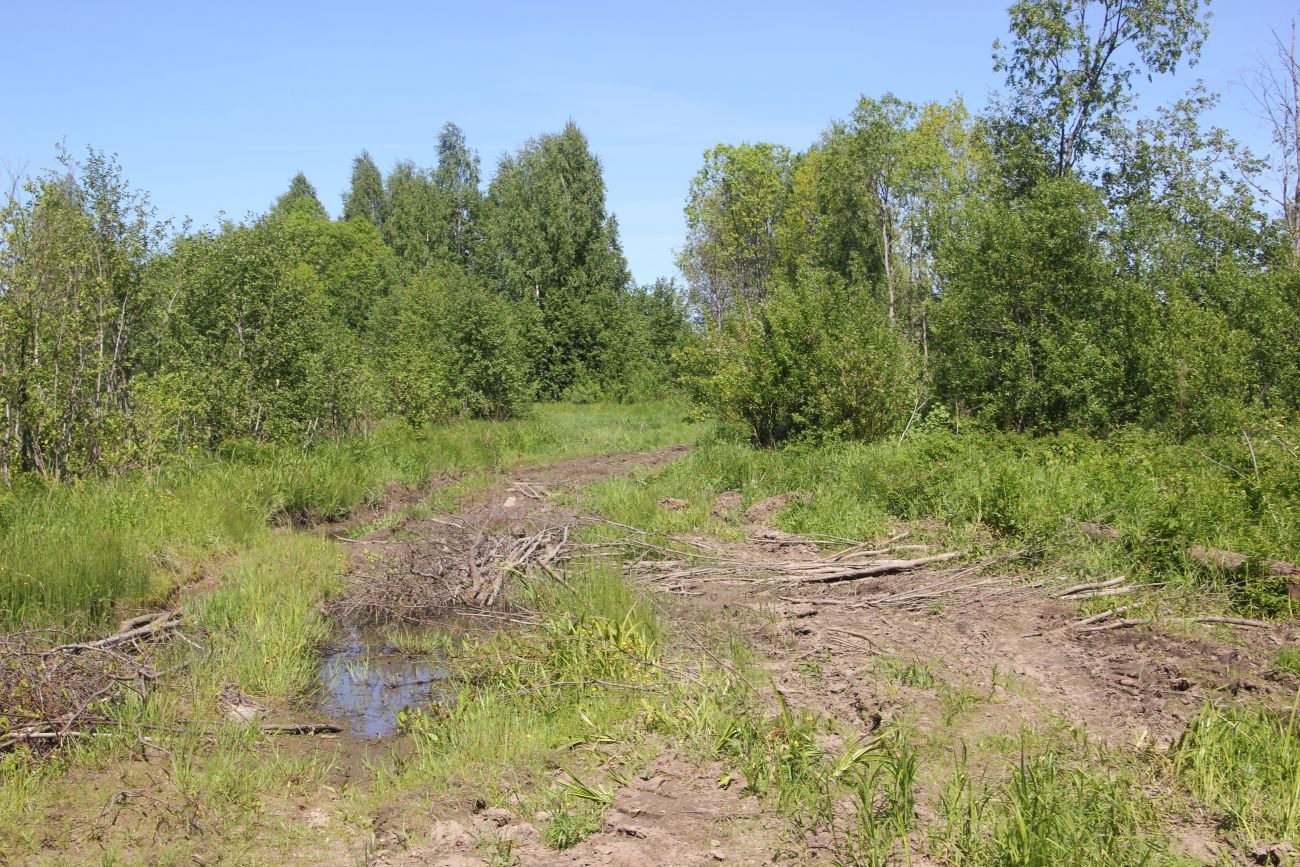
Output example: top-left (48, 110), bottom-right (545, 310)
top-left (325, 446), bottom-right (1292, 866)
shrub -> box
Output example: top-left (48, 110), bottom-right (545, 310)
top-left (370, 266), bottom-right (534, 425)
top-left (683, 269), bottom-right (919, 446)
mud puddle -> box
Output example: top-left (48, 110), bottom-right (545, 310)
top-left (317, 629), bottom-right (450, 738)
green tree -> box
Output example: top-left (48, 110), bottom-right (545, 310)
top-left (683, 269), bottom-right (919, 446)
top-left (0, 148), bottom-right (166, 478)
top-left (784, 95), bottom-right (985, 334)
top-left (482, 122), bottom-right (630, 397)
top-left (1102, 86), bottom-right (1266, 299)
top-left (930, 176), bottom-right (1152, 432)
top-left (601, 278), bottom-right (697, 401)
top-left (154, 219), bottom-right (358, 445)
top-left (992, 0), bottom-right (1211, 180)
top-left (678, 143), bottom-right (792, 322)
top-left (277, 207), bottom-right (395, 331)
top-left (382, 161), bottom-right (440, 270)
top-left (1144, 298), bottom-right (1255, 437)
top-left (432, 122), bottom-right (482, 268)
top-left (273, 172), bottom-right (327, 218)
top-left (370, 267), bottom-right (533, 424)
top-left (342, 150), bottom-right (388, 231)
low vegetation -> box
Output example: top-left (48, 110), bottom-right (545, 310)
top-left (0, 402), bottom-right (697, 629)
top-left (589, 425), bottom-right (1300, 618)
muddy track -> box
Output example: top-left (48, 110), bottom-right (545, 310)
top-left (336, 450), bottom-right (1294, 866)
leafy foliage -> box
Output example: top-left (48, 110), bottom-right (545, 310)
top-left (0, 148), bottom-right (167, 478)
top-left (482, 122), bottom-right (632, 398)
top-left (370, 267), bottom-right (533, 424)
top-left (684, 270), bottom-right (919, 446)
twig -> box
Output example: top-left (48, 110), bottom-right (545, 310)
top-left (1071, 603), bottom-right (1135, 628)
top-left (1077, 615), bottom-right (1273, 634)
top-left (1056, 576), bottom-right (1126, 598)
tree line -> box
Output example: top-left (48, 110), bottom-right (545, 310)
top-left (5, 0), bottom-right (1299, 480)
top-left (679, 0), bottom-right (1300, 446)
top-left (0, 123), bottom-right (692, 480)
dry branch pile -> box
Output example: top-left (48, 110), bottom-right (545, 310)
top-left (329, 515), bottom-right (580, 625)
top-left (576, 520), bottom-right (995, 606)
top-left (0, 612), bottom-right (178, 750)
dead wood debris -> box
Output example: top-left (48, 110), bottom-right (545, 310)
top-left (329, 515), bottom-right (583, 625)
top-left (573, 518), bottom-right (1026, 609)
top-left (607, 522), bottom-right (966, 591)
top-left (0, 612), bottom-right (184, 752)
top-left (1075, 614), bottom-right (1273, 634)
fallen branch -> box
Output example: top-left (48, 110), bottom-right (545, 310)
top-left (257, 723), bottom-right (343, 735)
top-left (1071, 603), bottom-right (1135, 628)
top-left (1056, 576), bottom-right (1126, 598)
top-left (1, 720), bottom-right (343, 749)
top-left (1066, 585), bottom-right (1135, 601)
top-left (1077, 615), bottom-right (1273, 634)
top-left (56, 612), bottom-right (181, 653)
top-left (780, 552), bottom-right (962, 585)
top-left (1077, 522), bottom-right (1122, 542)
top-left (1186, 545), bottom-right (1298, 577)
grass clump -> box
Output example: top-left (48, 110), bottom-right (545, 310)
top-left (1276, 647), bottom-right (1300, 677)
top-left (936, 744), bottom-right (1189, 866)
top-left (1173, 695), bottom-right (1300, 852)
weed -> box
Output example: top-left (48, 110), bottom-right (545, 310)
top-left (544, 806), bottom-right (605, 849)
top-left (1173, 693), bottom-right (1300, 851)
top-left (939, 683), bottom-right (988, 725)
top-left (1276, 647), bottom-right (1300, 677)
top-left (936, 741), bottom-right (1184, 866)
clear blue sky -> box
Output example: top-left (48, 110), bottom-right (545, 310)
top-left (4, 0), bottom-right (1296, 283)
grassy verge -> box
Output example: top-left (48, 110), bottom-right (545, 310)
top-left (585, 424), bottom-right (1300, 617)
top-left (0, 401), bottom-right (700, 629)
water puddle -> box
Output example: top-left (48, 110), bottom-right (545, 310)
top-left (316, 630), bottom-right (449, 738)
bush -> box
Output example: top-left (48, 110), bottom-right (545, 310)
top-left (1142, 297), bottom-right (1255, 438)
top-left (370, 267), bottom-right (534, 425)
top-left (683, 270), bottom-right (919, 446)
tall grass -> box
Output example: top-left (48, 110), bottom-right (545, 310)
top-left (935, 744), bottom-right (1187, 866)
top-left (1174, 693), bottom-right (1300, 851)
top-left (0, 402), bottom-right (701, 630)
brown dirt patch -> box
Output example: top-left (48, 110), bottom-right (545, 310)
top-left (656, 540), bottom-right (1291, 747)
top-left (743, 492), bottom-right (807, 525)
top-left (377, 754), bottom-right (781, 866)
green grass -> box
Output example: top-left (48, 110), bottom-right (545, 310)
top-left (1277, 647), bottom-right (1300, 677)
top-left (935, 742), bottom-right (1193, 866)
top-left (585, 423), bottom-right (1300, 617)
top-left (0, 401), bottom-right (701, 629)
top-left (1173, 693), bottom-right (1300, 852)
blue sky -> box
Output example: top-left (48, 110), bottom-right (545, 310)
top-left (4, 1), bottom-right (1296, 283)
